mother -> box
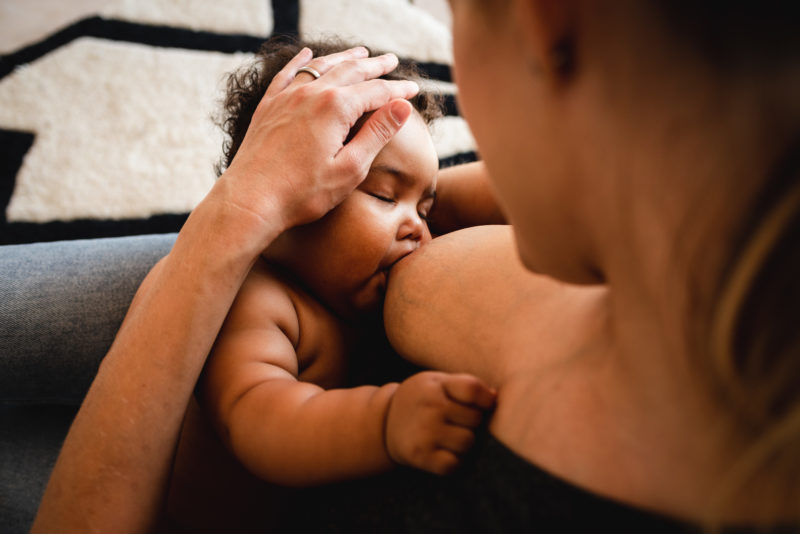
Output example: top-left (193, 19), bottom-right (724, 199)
top-left (33, 0), bottom-right (800, 531)
top-left (381, 0), bottom-right (800, 528)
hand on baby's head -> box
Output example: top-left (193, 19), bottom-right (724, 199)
top-left (384, 371), bottom-right (496, 475)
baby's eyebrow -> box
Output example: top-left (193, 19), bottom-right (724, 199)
top-left (370, 164), bottom-right (436, 196)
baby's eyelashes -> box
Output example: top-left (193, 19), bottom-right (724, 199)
top-left (368, 192), bottom-right (396, 204)
top-left (418, 196), bottom-right (435, 221)
top-left (364, 187), bottom-right (435, 223)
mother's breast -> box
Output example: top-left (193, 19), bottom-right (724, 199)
top-left (384, 224), bottom-right (602, 388)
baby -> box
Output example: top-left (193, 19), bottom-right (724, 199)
top-left (196, 38), bottom-right (496, 491)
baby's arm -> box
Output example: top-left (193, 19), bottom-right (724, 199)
top-left (200, 271), bottom-right (394, 486)
top-left (427, 161), bottom-right (506, 234)
top-left (200, 268), bottom-right (494, 486)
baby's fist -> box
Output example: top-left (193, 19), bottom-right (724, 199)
top-left (385, 371), bottom-right (496, 475)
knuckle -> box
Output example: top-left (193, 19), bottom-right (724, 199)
top-left (422, 371), bottom-right (444, 387)
top-left (367, 117), bottom-right (395, 143)
top-left (424, 383), bottom-right (446, 403)
top-left (310, 57), bottom-right (327, 71)
top-left (288, 84), bottom-right (315, 106)
top-left (466, 381), bottom-right (484, 398)
top-left (319, 87), bottom-right (345, 108)
top-left (374, 78), bottom-right (391, 92)
top-left (461, 378), bottom-right (486, 399)
top-left (344, 58), bottom-right (369, 75)
top-left (337, 152), bottom-right (367, 179)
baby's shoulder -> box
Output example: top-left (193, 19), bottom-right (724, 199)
top-left (226, 259), bottom-right (304, 344)
top-left (231, 259), bottom-right (339, 349)
top-left (226, 259), bottom-right (352, 386)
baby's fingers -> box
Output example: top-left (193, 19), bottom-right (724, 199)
top-left (443, 374), bottom-right (497, 410)
top-left (438, 426), bottom-right (476, 457)
top-left (445, 403), bottom-right (486, 428)
top-left (425, 449), bottom-right (461, 476)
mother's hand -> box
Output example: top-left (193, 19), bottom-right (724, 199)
top-left (217, 46), bottom-right (420, 240)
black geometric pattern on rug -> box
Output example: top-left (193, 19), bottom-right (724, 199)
top-left (1, 214), bottom-right (192, 246)
top-left (272, 0), bottom-right (301, 37)
top-left (0, 129), bottom-right (34, 227)
top-left (0, 0), bottom-right (475, 245)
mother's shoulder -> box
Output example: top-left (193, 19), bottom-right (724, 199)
top-left (385, 225), bottom-right (609, 385)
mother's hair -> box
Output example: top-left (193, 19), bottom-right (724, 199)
top-left (656, 0), bottom-right (800, 515)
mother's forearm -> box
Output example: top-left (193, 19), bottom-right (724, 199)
top-left (31, 185), bottom-right (283, 534)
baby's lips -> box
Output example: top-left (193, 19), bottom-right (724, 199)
top-left (383, 255), bottom-right (411, 287)
top-left (383, 243), bottom-right (421, 272)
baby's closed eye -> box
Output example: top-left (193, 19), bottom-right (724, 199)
top-left (418, 195), bottom-right (435, 220)
top-left (368, 192), bottom-right (396, 204)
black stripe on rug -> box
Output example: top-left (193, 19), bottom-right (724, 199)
top-left (0, 129), bottom-right (35, 226)
top-left (439, 152), bottom-right (478, 169)
top-left (272, 0), bottom-right (300, 37)
top-left (0, 214), bottom-right (190, 246)
top-left (442, 94), bottom-right (459, 117)
top-left (0, 17), bottom-right (266, 79)
top-left (0, 14), bottom-right (452, 84)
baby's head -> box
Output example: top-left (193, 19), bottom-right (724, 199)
top-left (217, 38), bottom-right (444, 321)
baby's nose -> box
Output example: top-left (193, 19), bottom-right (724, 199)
top-left (399, 210), bottom-right (427, 242)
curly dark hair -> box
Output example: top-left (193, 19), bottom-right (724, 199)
top-left (215, 36), bottom-right (444, 176)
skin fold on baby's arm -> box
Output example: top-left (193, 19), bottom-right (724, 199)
top-left (198, 264), bottom-right (496, 487)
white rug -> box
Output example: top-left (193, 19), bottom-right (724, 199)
top-left (0, 0), bottom-right (475, 244)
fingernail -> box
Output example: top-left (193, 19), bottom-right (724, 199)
top-left (390, 100), bottom-right (412, 124)
top-left (299, 47), bottom-right (312, 58)
top-left (354, 46), bottom-right (369, 57)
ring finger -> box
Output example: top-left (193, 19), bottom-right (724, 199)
top-left (266, 46), bottom-right (370, 96)
top-left (288, 46), bottom-right (371, 87)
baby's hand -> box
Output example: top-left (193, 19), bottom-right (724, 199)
top-left (385, 371), bottom-right (496, 475)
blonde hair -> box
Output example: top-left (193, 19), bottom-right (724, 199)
top-left (707, 151), bottom-right (800, 524)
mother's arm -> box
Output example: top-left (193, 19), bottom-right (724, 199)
top-left (30, 48), bottom-right (419, 534)
top-left (384, 225), bottom-right (602, 388)
top-left (428, 161), bottom-right (507, 234)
